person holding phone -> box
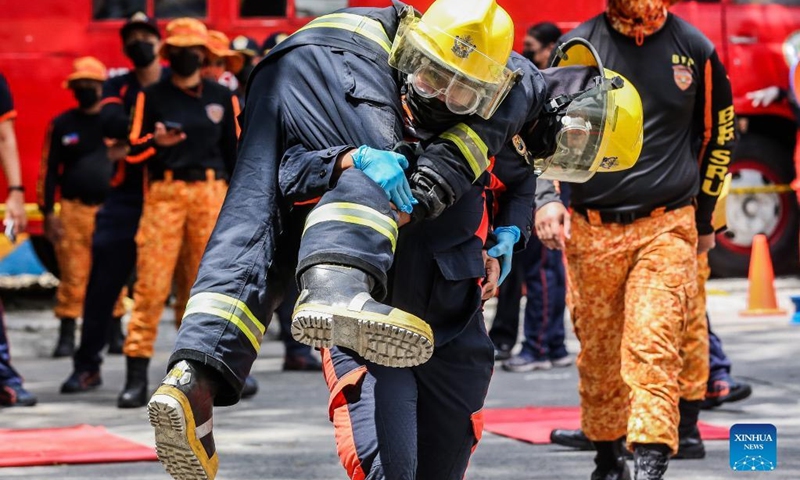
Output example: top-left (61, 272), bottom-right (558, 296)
top-left (0, 72), bottom-right (36, 407)
top-left (118, 18), bottom-right (239, 409)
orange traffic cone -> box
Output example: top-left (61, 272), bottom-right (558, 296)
top-left (740, 234), bottom-right (786, 316)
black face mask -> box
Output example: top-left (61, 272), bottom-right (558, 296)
top-left (169, 49), bottom-right (202, 77)
top-left (73, 87), bottom-right (100, 109)
top-left (405, 84), bottom-right (464, 131)
top-left (522, 49), bottom-right (536, 62)
top-left (125, 40), bottom-right (157, 68)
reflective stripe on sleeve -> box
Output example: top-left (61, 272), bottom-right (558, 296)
top-left (439, 123), bottom-right (490, 181)
top-left (294, 13), bottom-right (392, 54)
top-left (183, 292), bottom-right (266, 351)
top-left (303, 202), bottom-right (398, 251)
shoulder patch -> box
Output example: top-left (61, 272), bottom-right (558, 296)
top-left (206, 104), bottom-right (224, 124)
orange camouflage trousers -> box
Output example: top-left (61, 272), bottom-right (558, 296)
top-left (678, 253), bottom-right (711, 401)
top-left (123, 176), bottom-right (227, 358)
top-left (54, 199), bottom-right (125, 319)
top-left (566, 205), bottom-right (698, 454)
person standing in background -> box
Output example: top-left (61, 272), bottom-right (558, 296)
top-left (38, 57), bottom-right (127, 359)
top-left (522, 22), bottom-right (562, 69)
top-left (60, 12), bottom-right (169, 395)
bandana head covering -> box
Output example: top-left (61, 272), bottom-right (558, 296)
top-left (606, 0), bottom-right (678, 46)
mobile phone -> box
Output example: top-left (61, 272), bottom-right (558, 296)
top-left (164, 121), bottom-right (184, 134)
top-left (4, 219), bottom-right (16, 244)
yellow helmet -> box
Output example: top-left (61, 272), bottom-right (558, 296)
top-left (389, 2), bottom-right (518, 119)
top-left (531, 38), bottom-right (644, 183)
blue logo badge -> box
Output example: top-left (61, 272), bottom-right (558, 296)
top-left (730, 423), bottom-right (777, 471)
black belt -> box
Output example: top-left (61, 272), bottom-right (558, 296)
top-left (573, 199), bottom-right (693, 225)
top-left (150, 168), bottom-right (228, 182)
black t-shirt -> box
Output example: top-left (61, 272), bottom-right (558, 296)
top-left (0, 73), bottom-right (17, 122)
top-left (127, 78), bottom-right (238, 178)
top-left (38, 109), bottom-right (114, 213)
top-left (538, 14), bottom-right (735, 234)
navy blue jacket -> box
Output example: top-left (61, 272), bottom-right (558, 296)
top-left (186, 4), bottom-right (545, 356)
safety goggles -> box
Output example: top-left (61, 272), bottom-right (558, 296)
top-left (389, 11), bottom-right (518, 119)
top-left (409, 62), bottom-right (486, 115)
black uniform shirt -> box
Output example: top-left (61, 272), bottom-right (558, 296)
top-left (101, 68), bottom-right (170, 195)
top-left (0, 73), bottom-right (16, 122)
top-left (37, 109), bottom-right (114, 213)
top-left (537, 13), bottom-right (735, 234)
top-left (127, 78), bottom-right (238, 178)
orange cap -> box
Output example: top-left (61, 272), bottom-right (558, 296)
top-left (159, 18), bottom-right (208, 58)
top-left (207, 30), bottom-right (244, 74)
top-left (63, 56), bottom-right (108, 88)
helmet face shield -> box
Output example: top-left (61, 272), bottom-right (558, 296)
top-left (390, 13), bottom-right (517, 119)
top-left (534, 83), bottom-right (613, 183)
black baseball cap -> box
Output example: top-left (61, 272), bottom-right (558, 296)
top-left (120, 12), bottom-right (161, 41)
top-left (231, 35), bottom-right (259, 57)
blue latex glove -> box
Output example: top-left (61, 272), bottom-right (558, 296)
top-left (351, 145), bottom-right (418, 214)
top-left (487, 226), bottom-right (521, 286)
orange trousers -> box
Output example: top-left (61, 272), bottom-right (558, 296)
top-left (54, 199), bottom-right (125, 319)
top-left (678, 253), bottom-right (711, 401)
top-left (123, 177), bottom-right (227, 358)
top-left (566, 206), bottom-right (698, 454)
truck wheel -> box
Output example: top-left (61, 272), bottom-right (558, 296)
top-left (709, 133), bottom-right (799, 277)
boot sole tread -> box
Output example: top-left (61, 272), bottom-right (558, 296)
top-left (292, 313), bottom-right (433, 367)
top-left (148, 394), bottom-right (211, 480)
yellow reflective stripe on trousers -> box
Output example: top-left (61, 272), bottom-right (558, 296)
top-left (439, 123), bottom-right (490, 182)
top-left (294, 13), bottom-right (392, 54)
top-left (303, 202), bottom-right (398, 251)
top-left (183, 292), bottom-right (265, 351)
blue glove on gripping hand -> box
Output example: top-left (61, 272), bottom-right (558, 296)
top-left (487, 226), bottom-right (521, 286)
top-left (351, 145), bottom-right (418, 214)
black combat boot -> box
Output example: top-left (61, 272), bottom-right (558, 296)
top-left (551, 428), bottom-right (594, 450)
top-left (52, 318), bottom-right (76, 358)
top-left (148, 360), bottom-right (221, 480)
top-left (107, 316), bottom-right (125, 355)
top-left (634, 443), bottom-right (671, 480)
top-left (60, 370), bottom-right (102, 393)
top-left (591, 437), bottom-right (632, 480)
top-left (292, 265), bottom-right (434, 368)
top-left (675, 399), bottom-right (705, 459)
top-left (118, 356), bottom-right (149, 408)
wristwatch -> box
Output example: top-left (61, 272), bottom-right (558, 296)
top-left (7, 185), bottom-right (24, 193)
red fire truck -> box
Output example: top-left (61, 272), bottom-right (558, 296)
top-left (1, 0), bottom-right (799, 277)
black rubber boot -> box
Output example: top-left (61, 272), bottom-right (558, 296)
top-left (118, 356), bottom-right (149, 408)
top-left (148, 360), bottom-right (221, 480)
top-left (591, 437), bottom-right (632, 480)
top-left (292, 265), bottom-right (434, 368)
top-left (52, 318), bottom-right (76, 358)
top-left (674, 399), bottom-right (705, 459)
top-left (634, 443), bottom-right (671, 480)
top-left (107, 316), bottom-right (125, 355)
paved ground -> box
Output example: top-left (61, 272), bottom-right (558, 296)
top-left (1, 277), bottom-right (799, 479)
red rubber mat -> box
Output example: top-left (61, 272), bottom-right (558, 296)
top-left (0, 424), bottom-right (157, 467)
top-left (483, 406), bottom-right (730, 444)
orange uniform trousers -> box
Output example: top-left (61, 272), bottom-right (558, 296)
top-left (678, 253), bottom-right (711, 401)
top-left (566, 206), bottom-right (698, 454)
top-left (54, 199), bottom-right (125, 319)
top-left (122, 175), bottom-right (227, 358)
